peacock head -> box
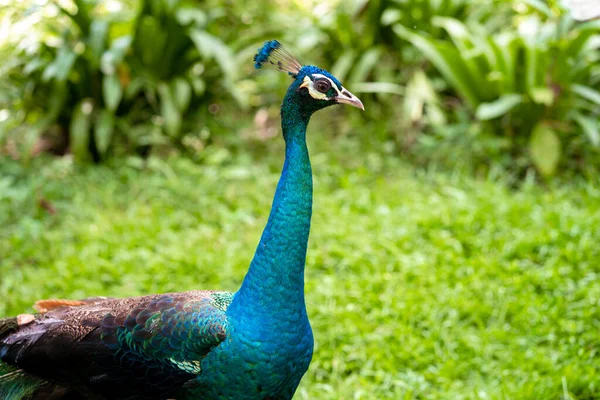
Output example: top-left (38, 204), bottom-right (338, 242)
top-left (254, 40), bottom-right (364, 116)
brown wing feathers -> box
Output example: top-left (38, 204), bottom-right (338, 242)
top-left (33, 299), bottom-right (88, 313)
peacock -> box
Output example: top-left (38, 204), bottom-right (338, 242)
top-left (0, 40), bottom-right (363, 400)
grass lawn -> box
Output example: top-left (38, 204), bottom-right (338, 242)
top-left (1, 139), bottom-right (599, 399)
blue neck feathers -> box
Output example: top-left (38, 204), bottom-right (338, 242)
top-left (229, 87), bottom-right (313, 322)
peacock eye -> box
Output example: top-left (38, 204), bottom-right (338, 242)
top-left (314, 79), bottom-right (331, 94)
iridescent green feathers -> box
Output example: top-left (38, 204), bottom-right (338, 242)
top-left (0, 318), bottom-right (46, 400)
top-left (101, 293), bottom-right (232, 378)
top-left (253, 40), bottom-right (302, 77)
top-left (0, 363), bottom-right (45, 400)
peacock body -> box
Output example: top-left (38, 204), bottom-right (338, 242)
top-left (0, 40), bottom-right (363, 400)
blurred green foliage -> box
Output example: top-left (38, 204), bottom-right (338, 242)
top-left (0, 0), bottom-right (239, 162)
top-left (0, 0), bottom-right (599, 177)
top-left (396, 13), bottom-right (600, 177)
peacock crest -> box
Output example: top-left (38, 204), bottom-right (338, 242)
top-left (253, 40), bottom-right (302, 77)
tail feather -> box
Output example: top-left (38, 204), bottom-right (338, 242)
top-left (0, 362), bottom-right (45, 400)
top-left (1, 318), bottom-right (47, 399)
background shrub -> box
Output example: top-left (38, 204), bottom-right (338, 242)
top-left (0, 0), bottom-right (598, 177)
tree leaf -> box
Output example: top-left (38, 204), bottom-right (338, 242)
top-left (529, 124), bottom-right (561, 177)
top-left (191, 78), bottom-right (206, 96)
top-left (135, 16), bottom-right (166, 67)
top-left (521, 0), bottom-right (553, 17)
top-left (573, 112), bottom-right (600, 147)
top-left (101, 36), bottom-right (132, 75)
top-left (530, 87), bottom-right (554, 105)
top-left (331, 51), bottom-right (355, 82)
top-left (58, 0), bottom-right (91, 35)
top-left (476, 94), bottom-right (523, 120)
top-left (349, 49), bottom-right (381, 83)
top-left (171, 78), bottom-right (192, 112)
top-left (103, 74), bottom-right (122, 112)
top-left (94, 110), bottom-right (115, 156)
top-left (523, 39), bottom-right (543, 100)
top-left (88, 20), bottom-right (109, 63)
top-left (403, 71), bottom-right (445, 126)
top-left (70, 99), bottom-right (94, 162)
top-left (158, 83), bottom-right (181, 137)
top-left (189, 30), bottom-right (235, 79)
top-left (571, 84), bottom-right (600, 105)
top-left (125, 76), bottom-right (145, 100)
top-left (175, 7), bottom-right (207, 26)
top-left (489, 33), bottom-right (518, 93)
top-left (42, 46), bottom-right (77, 82)
top-left (394, 24), bottom-right (480, 107)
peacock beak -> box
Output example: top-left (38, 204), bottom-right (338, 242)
top-left (336, 87), bottom-right (364, 111)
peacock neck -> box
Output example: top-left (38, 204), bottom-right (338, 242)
top-left (229, 102), bottom-right (312, 322)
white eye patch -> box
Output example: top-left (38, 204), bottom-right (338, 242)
top-left (299, 75), bottom-right (342, 101)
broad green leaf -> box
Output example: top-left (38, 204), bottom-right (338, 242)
top-left (149, 0), bottom-right (165, 15)
top-left (524, 42), bottom-right (537, 91)
top-left (522, 34), bottom-right (550, 101)
top-left (331, 52), bottom-right (356, 83)
top-left (381, 9), bottom-right (401, 26)
top-left (433, 17), bottom-right (469, 43)
top-left (45, 81), bottom-right (68, 123)
top-left (158, 83), bottom-right (181, 137)
top-left (562, 27), bottom-right (596, 62)
top-left (22, 82), bottom-right (67, 162)
top-left (103, 74), bottom-right (122, 112)
top-left (57, 0), bottom-right (91, 35)
top-left (191, 79), bottom-right (206, 96)
top-left (101, 36), bottom-right (132, 75)
top-left (403, 71), bottom-right (446, 126)
top-left (490, 33), bottom-right (518, 93)
top-left (190, 30), bottom-right (235, 79)
top-left (175, 7), bottom-right (207, 26)
top-left (171, 78), bottom-right (192, 112)
top-left (530, 87), bottom-right (554, 106)
top-left (42, 46), bottom-right (77, 82)
top-left (521, 0), bottom-right (553, 17)
top-left (394, 24), bottom-right (480, 107)
top-left (88, 20), bottom-right (108, 63)
top-left (572, 84), bottom-right (600, 105)
top-left (476, 94), bottom-right (523, 120)
top-left (578, 19), bottom-right (600, 31)
top-left (162, 0), bottom-right (178, 13)
top-left (135, 16), bottom-right (166, 67)
top-left (573, 112), bottom-right (600, 147)
top-left (350, 49), bottom-right (381, 83)
top-left (94, 110), bottom-right (115, 156)
top-left (125, 76), bottom-right (145, 100)
top-left (476, 33), bottom-right (500, 80)
top-left (529, 124), bottom-right (561, 177)
top-left (70, 99), bottom-right (93, 162)
top-left (24, 58), bottom-right (44, 75)
top-left (433, 18), bottom-right (490, 99)
top-left (556, 13), bottom-right (572, 39)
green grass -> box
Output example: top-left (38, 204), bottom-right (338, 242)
top-left (1, 140), bottom-right (600, 399)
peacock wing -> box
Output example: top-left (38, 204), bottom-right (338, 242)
top-left (0, 291), bottom-right (234, 399)
top-left (100, 291), bottom-right (232, 375)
